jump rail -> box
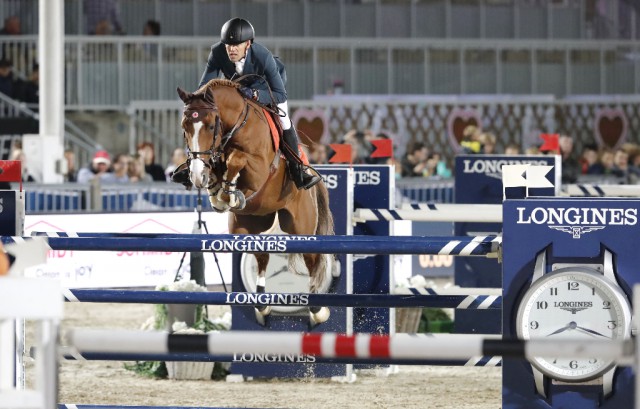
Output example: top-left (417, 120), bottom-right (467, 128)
top-left (63, 289), bottom-right (501, 310)
top-left (57, 346), bottom-right (502, 367)
top-left (353, 203), bottom-right (502, 223)
top-left (66, 329), bottom-right (634, 365)
top-left (5, 233), bottom-right (502, 256)
top-left (564, 184), bottom-right (640, 197)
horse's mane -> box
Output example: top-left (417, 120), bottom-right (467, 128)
top-left (200, 79), bottom-right (240, 93)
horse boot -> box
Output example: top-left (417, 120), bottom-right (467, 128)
top-left (282, 128), bottom-right (321, 190)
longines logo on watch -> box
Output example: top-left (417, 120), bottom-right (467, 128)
top-left (554, 301), bottom-right (592, 314)
top-left (516, 207), bottom-right (637, 238)
top-left (462, 159), bottom-right (549, 179)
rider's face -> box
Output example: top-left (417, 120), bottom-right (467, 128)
top-left (225, 41), bottom-right (250, 62)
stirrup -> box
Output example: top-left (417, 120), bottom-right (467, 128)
top-left (299, 169), bottom-right (321, 190)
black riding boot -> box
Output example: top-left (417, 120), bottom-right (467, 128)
top-left (282, 128), bottom-right (321, 190)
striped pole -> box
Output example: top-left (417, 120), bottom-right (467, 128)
top-left (353, 204), bottom-right (502, 223)
top-left (58, 346), bottom-right (501, 367)
top-left (4, 234), bottom-right (501, 256)
top-left (564, 184), bottom-right (640, 197)
top-left (63, 289), bottom-right (502, 310)
top-left (66, 329), bottom-right (634, 365)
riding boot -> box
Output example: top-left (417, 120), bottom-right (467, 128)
top-left (282, 128), bottom-right (321, 190)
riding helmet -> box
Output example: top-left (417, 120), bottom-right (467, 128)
top-left (220, 18), bottom-right (254, 45)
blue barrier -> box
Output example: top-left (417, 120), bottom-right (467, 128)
top-left (8, 233), bottom-right (501, 255)
top-left (63, 289), bottom-right (502, 310)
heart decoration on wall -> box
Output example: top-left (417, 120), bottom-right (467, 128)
top-left (446, 108), bottom-right (483, 152)
top-left (593, 108), bottom-right (628, 150)
top-left (292, 108), bottom-right (329, 146)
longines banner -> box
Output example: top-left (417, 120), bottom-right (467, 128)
top-left (22, 212), bottom-right (232, 288)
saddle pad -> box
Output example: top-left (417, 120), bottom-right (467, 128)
top-left (263, 108), bottom-right (309, 166)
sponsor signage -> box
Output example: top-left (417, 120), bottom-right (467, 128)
top-left (23, 211), bottom-right (232, 288)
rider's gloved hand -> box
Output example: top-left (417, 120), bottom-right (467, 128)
top-left (239, 87), bottom-right (258, 101)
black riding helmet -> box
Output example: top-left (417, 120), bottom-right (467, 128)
top-left (220, 18), bottom-right (254, 45)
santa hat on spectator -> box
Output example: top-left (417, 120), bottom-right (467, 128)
top-left (93, 150), bottom-right (111, 166)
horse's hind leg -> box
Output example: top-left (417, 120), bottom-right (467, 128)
top-left (253, 253), bottom-right (271, 325)
top-left (305, 254), bottom-right (331, 326)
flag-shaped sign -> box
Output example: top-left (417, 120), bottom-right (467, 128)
top-left (539, 133), bottom-right (559, 153)
top-left (329, 144), bottom-right (352, 164)
top-left (0, 160), bottom-right (21, 183)
top-left (370, 139), bottom-right (393, 159)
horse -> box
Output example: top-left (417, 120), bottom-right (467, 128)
top-left (176, 79), bottom-right (335, 326)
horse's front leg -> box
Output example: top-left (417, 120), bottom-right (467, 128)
top-left (206, 169), bottom-right (229, 213)
top-left (253, 253), bottom-right (271, 325)
top-left (217, 151), bottom-right (247, 210)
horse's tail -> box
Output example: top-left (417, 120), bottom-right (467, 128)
top-left (309, 181), bottom-right (335, 294)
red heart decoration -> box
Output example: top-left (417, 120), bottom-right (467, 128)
top-left (292, 109), bottom-right (328, 145)
top-left (446, 108), bottom-right (482, 152)
top-left (594, 108), bottom-right (628, 150)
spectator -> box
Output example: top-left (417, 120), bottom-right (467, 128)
top-left (460, 125), bottom-right (482, 154)
top-left (142, 19), bottom-right (161, 59)
top-left (128, 153), bottom-right (153, 183)
top-left (63, 149), bottom-right (77, 182)
top-left (103, 153), bottom-right (130, 183)
top-left (479, 132), bottom-right (497, 154)
top-left (308, 144), bottom-right (328, 165)
top-left (341, 129), bottom-right (373, 164)
top-left (504, 143), bottom-right (521, 155)
top-left (0, 59), bottom-right (21, 99)
top-left (0, 16), bottom-right (20, 36)
top-left (137, 141), bottom-right (166, 181)
top-left (558, 135), bottom-right (579, 184)
top-left (14, 63), bottom-right (38, 104)
top-left (9, 148), bottom-right (35, 182)
top-left (164, 147), bottom-right (187, 182)
top-left (400, 142), bottom-right (429, 178)
top-left (0, 16), bottom-right (24, 63)
top-left (611, 149), bottom-right (631, 181)
top-left (77, 150), bottom-right (113, 184)
top-left (84, 0), bottom-right (124, 35)
top-left (579, 144), bottom-right (599, 175)
top-left (588, 149), bottom-right (615, 175)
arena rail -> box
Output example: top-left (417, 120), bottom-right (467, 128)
top-left (63, 289), bottom-right (502, 310)
top-left (5, 233), bottom-right (502, 256)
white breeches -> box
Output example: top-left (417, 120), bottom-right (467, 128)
top-left (277, 101), bottom-right (292, 130)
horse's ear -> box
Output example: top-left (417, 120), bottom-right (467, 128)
top-left (177, 87), bottom-right (191, 103)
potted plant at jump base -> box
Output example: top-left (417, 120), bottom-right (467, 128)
top-left (125, 280), bottom-right (231, 380)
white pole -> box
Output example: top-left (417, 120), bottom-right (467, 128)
top-left (37, 0), bottom-right (65, 184)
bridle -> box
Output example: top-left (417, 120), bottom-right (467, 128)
top-left (182, 95), bottom-right (250, 167)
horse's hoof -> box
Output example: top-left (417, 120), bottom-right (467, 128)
top-left (209, 196), bottom-right (228, 213)
top-left (309, 307), bottom-right (330, 327)
top-left (254, 306), bottom-right (272, 326)
top-left (331, 257), bottom-right (341, 278)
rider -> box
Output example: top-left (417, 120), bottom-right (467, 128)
top-left (198, 17), bottom-right (321, 190)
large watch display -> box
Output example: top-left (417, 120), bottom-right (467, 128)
top-left (515, 248), bottom-right (632, 398)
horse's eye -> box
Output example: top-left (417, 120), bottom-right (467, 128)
top-left (209, 125), bottom-right (215, 132)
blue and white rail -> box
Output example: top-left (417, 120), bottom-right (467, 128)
top-left (63, 289), bottom-right (502, 310)
top-left (353, 203), bottom-right (502, 223)
top-left (3, 233), bottom-right (502, 256)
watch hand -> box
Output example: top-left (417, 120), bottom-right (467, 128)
top-left (546, 322), bottom-right (572, 337)
top-left (575, 326), bottom-right (611, 339)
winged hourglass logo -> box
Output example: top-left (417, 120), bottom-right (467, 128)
top-left (548, 226), bottom-right (605, 239)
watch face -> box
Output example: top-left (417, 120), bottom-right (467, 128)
top-left (516, 267), bottom-right (632, 382)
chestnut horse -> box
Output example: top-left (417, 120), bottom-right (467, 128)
top-left (176, 79), bottom-right (334, 325)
